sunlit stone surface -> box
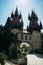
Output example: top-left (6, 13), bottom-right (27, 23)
top-left (27, 54), bottom-right (43, 65)
top-left (5, 61), bottom-right (14, 65)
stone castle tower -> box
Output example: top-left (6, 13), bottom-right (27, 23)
top-left (27, 11), bottom-right (42, 51)
top-left (5, 8), bottom-right (23, 31)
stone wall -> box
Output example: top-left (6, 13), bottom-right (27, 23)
top-left (11, 29), bottom-right (41, 51)
top-left (31, 31), bottom-right (41, 51)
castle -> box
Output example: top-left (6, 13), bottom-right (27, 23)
top-left (5, 8), bottom-right (42, 51)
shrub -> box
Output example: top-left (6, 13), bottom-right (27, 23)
top-left (0, 52), bottom-right (8, 65)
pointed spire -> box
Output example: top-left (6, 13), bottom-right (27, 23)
top-left (15, 8), bottom-right (18, 17)
top-left (31, 10), bottom-right (38, 21)
top-left (20, 19), bottom-right (23, 30)
top-left (7, 17), bottom-right (10, 22)
top-left (28, 10), bottom-right (39, 32)
top-left (31, 10), bottom-right (36, 18)
top-left (28, 14), bottom-right (31, 20)
top-left (40, 21), bottom-right (42, 29)
top-left (31, 10), bottom-right (34, 16)
top-left (19, 12), bottom-right (22, 19)
top-left (20, 19), bottom-right (23, 27)
top-left (11, 11), bottom-right (13, 18)
top-left (27, 25), bottom-right (29, 31)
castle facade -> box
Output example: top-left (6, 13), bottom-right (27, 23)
top-left (5, 8), bottom-right (42, 51)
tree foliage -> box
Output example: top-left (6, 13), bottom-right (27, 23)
top-left (0, 52), bottom-right (8, 65)
top-left (0, 25), bottom-right (21, 59)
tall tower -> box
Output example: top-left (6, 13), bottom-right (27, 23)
top-left (5, 8), bottom-right (23, 31)
top-left (27, 11), bottom-right (42, 51)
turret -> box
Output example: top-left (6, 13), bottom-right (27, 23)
top-left (11, 11), bottom-right (14, 18)
top-left (5, 8), bottom-right (23, 31)
top-left (19, 12), bottom-right (22, 19)
top-left (27, 10), bottom-right (41, 32)
top-left (14, 8), bottom-right (18, 17)
top-left (31, 11), bottom-right (38, 22)
top-left (27, 25), bottom-right (29, 31)
top-left (20, 19), bottom-right (23, 30)
top-left (40, 21), bottom-right (42, 29)
top-left (21, 19), bottom-right (23, 27)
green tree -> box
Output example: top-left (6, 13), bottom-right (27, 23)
top-left (0, 25), bottom-right (14, 55)
top-left (0, 52), bottom-right (8, 65)
top-left (0, 25), bottom-right (21, 59)
top-left (9, 33), bottom-right (21, 59)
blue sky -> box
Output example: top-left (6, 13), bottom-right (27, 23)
top-left (0, 0), bottom-right (43, 29)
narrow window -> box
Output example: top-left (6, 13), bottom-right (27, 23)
top-left (21, 34), bottom-right (23, 40)
top-left (25, 34), bottom-right (27, 40)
